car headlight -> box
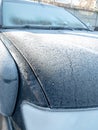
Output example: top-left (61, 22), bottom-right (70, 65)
top-left (21, 102), bottom-right (98, 130)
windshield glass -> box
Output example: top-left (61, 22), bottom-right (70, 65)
top-left (3, 1), bottom-right (87, 29)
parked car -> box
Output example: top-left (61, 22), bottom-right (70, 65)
top-left (94, 27), bottom-right (98, 31)
top-left (0, 0), bottom-right (98, 130)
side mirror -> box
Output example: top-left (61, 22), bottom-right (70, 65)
top-left (0, 40), bottom-right (18, 116)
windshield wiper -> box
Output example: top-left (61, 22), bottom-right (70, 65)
top-left (21, 25), bottom-right (74, 30)
top-left (2, 25), bottom-right (73, 31)
top-left (47, 26), bottom-right (74, 30)
top-left (73, 27), bottom-right (91, 31)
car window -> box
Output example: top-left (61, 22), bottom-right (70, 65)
top-left (3, 1), bottom-right (87, 29)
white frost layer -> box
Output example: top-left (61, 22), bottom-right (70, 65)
top-left (3, 1), bottom-right (85, 28)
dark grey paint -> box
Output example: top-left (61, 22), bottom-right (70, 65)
top-left (3, 30), bottom-right (98, 109)
top-left (1, 34), bottom-right (49, 130)
top-left (0, 40), bottom-right (18, 116)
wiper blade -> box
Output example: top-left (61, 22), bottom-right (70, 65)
top-left (73, 27), bottom-right (91, 31)
top-left (2, 25), bottom-right (74, 30)
top-left (2, 25), bottom-right (49, 29)
top-left (22, 25), bottom-right (74, 30)
top-left (48, 27), bottom-right (73, 30)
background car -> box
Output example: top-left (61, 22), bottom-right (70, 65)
top-left (0, 0), bottom-right (98, 130)
top-left (94, 26), bottom-right (98, 31)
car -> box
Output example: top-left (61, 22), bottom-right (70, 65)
top-left (94, 27), bottom-right (98, 31)
top-left (0, 0), bottom-right (98, 130)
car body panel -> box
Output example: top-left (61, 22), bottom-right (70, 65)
top-left (0, 34), bottom-right (49, 129)
top-left (21, 102), bottom-right (98, 130)
top-left (2, 30), bottom-right (98, 109)
top-left (0, 0), bottom-right (98, 130)
top-left (0, 39), bottom-right (18, 116)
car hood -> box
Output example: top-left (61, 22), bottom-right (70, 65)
top-left (3, 30), bottom-right (98, 109)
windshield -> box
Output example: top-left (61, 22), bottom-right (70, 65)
top-left (3, 1), bottom-right (88, 30)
